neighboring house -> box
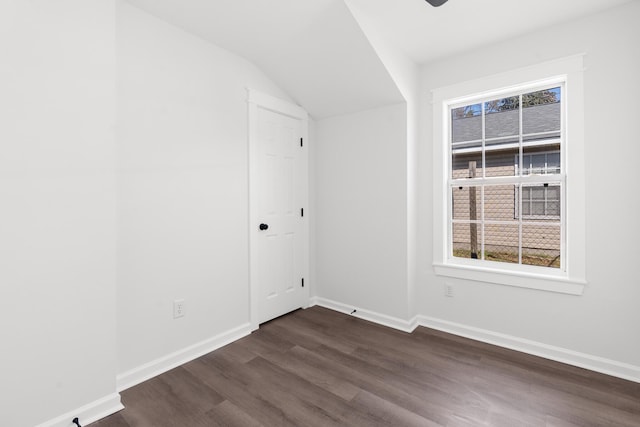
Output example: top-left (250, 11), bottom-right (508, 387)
top-left (450, 98), bottom-right (562, 267)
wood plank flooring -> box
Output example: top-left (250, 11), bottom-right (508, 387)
top-left (91, 306), bottom-right (640, 427)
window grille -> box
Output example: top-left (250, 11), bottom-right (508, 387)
top-left (449, 86), bottom-right (564, 269)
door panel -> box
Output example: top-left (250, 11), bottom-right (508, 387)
top-left (254, 106), bottom-right (307, 325)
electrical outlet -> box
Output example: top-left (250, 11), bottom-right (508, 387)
top-left (445, 283), bottom-right (454, 298)
top-left (173, 299), bottom-right (186, 318)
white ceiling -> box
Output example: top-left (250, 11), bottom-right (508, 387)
top-left (125, 0), bottom-right (634, 118)
top-left (346, 0), bottom-right (635, 64)
top-left (125, 0), bottom-right (405, 119)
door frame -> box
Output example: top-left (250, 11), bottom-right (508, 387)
top-left (247, 88), bottom-right (309, 331)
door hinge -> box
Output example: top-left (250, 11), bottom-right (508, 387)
top-left (301, 208), bottom-right (304, 217)
top-left (300, 137), bottom-right (303, 147)
top-left (301, 278), bottom-right (305, 288)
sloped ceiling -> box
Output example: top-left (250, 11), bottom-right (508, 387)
top-left (125, 0), bottom-right (634, 118)
top-left (346, 0), bottom-right (635, 64)
top-left (125, 0), bottom-right (405, 119)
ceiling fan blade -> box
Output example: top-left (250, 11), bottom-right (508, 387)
top-left (425, 0), bottom-right (449, 6)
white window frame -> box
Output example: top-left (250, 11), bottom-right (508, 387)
top-left (431, 55), bottom-right (586, 295)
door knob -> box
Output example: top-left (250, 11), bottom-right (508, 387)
top-left (259, 223), bottom-right (269, 231)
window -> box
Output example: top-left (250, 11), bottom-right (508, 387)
top-left (519, 184), bottom-right (560, 218)
top-left (450, 85), bottom-right (564, 269)
top-left (431, 56), bottom-right (586, 295)
top-left (514, 150), bottom-right (561, 220)
top-left (519, 151), bottom-right (561, 176)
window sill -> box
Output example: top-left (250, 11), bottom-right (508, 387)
top-left (433, 262), bottom-right (585, 295)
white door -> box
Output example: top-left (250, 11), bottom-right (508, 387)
top-left (249, 90), bottom-right (308, 328)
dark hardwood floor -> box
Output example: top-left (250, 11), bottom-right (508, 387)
top-left (91, 306), bottom-right (640, 427)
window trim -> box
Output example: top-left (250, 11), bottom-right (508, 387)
top-left (431, 55), bottom-right (586, 295)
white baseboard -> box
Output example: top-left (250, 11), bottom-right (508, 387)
top-left (116, 323), bottom-right (252, 391)
top-left (309, 297), bottom-right (418, 333)
top-left (35, 393), bottom-right (123, 427)
top-left (309, 296), bottom-right (639, 384)
top-left (416, 315), bottom-right (640, 384)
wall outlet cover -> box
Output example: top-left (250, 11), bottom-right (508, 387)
top-left (173, 299), bottom-right (186, 318)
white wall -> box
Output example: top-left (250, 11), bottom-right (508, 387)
top-left (116, 2), bottom-right (292, 376)
top-left (315, 103), bottom-right (409, 319)
top-left (344, 0), bottom-right (421, 320)
top-left (418, 1), bottom-right (640, 369)
top-left (0, 1), bottom-right (118, 426)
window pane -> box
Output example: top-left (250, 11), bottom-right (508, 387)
top-left (484, 224), bottom-right (519, 264)
top-left (531, 201), bottom-right (545, 215)
top-left (485, 96), bottom-right (519, 143)
top-left (452, 186), bottom-right (481, 221)
top-left (452, 222), bottom-right (482, 259)
top-left (547, 199), bottom-right (560, 217)
top-left (484, 185), bottom-right (517, 222)
top-left (521, 184), bottom-right (561, 218)
top-left (452, 154), bottom-right (482, 179)
top-left (547, 186), bottom-right (560, 199)
top-left (452, 103), bottom-right (481, 144)
top-left (522, 224), bottom-right (560, 268)
top-left (530, 154), bottom-right (546, 175)
top-left (530, 187), bottom-right (545, 200)
top-left (522, 197), bottom-right (530, 216)
top-left (485, 147), bottom-right (518, 177)
top-left (546, 185), bottom-right (561, 217)
top-left (547, 152), bottom-right (560, 174)
top-left (522, 87), bottom-right (561, 137)
top-left (521, 146), bottom-right (561, 175)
